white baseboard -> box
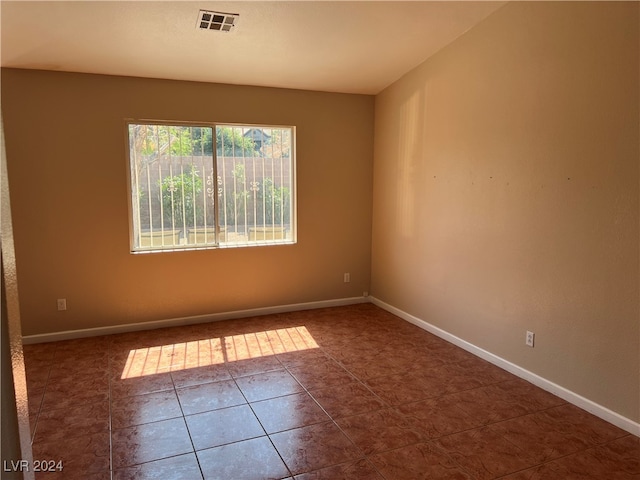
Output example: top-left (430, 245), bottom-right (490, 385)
top-left (21, 296), bottom-right (368, 345)
top-left (369, 296), bottom-right (640, 437)
top-left (22, 294), bottom-right (639, 437)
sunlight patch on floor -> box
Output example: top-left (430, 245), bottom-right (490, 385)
top-left (121, 326), bottom-right (319, 379)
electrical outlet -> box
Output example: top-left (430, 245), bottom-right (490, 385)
top-left (526, 330), bottom-right (535, 347)
top-left (344, 273), bottom-right (350, 283)
top-left (57, 298), bottom-right (67, 311)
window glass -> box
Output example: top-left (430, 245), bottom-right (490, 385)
top-left (127, 123), bottom-right (295, 252)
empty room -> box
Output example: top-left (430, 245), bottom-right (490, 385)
top-left (1, 1), bottom-right (638, 479)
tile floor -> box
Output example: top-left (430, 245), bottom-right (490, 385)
top-left (23, 304), bottom-right (638, 479)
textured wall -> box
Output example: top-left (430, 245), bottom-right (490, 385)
top-left (371, 2), bottom-right (639, 421)
top-left (2, 113), bottom-right (32, 478)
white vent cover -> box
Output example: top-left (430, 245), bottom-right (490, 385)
top-left (197, 10), bottom-right (238, 32)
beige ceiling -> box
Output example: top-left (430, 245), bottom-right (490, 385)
top-left (1, 1), bottom-right (504, 95)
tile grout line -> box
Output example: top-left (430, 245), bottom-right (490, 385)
top-left (170, 366), bottom-right (206, 480)
top-left (326, 351), bottom-right (473, 480)
top-left (494, 423), bottom-right (635, 479)
top-left (28, 358), bottom-right (53, 447)
top-left (279, 346), bottom-right (404, 479)
top-left (226, 349), bottom-right (374, 478)
top-left (282, 343), bottom-right (537, 479)
top-left (232, 355), bottom-right (296, 480)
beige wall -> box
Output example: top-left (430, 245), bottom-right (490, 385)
top-left (1, 70), bottom-right (374, 336)
top-left (372, 2), bottom-right (639, 421)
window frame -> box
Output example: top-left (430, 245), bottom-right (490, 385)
top-left (125, 119), bottom-right (297, 253)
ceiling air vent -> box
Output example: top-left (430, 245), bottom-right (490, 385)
top-left (197, 10), bottom-right (238, 32)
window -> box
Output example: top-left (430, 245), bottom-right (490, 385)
top-left (127, 122), bottom-right (295, 252)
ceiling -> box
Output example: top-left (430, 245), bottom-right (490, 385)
top-left (1, 1), bottom-right (504, 95)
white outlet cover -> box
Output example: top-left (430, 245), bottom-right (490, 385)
top-left (526, 331), bottom-right (535, 347)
